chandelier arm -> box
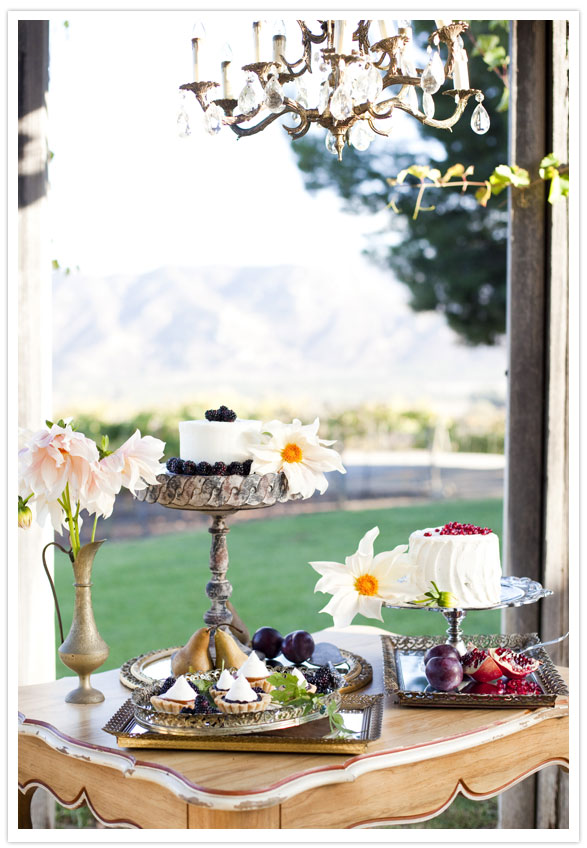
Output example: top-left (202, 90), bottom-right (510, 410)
top-left (365, 102), bottom-right (394, 120)
top-left (226, 104), bottom-right (300, 138)
top-left (367, 115), bottom-right (393, 137)
top-left (393, 90), bottom-right (478, 130)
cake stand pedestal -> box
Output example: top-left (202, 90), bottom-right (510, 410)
top-left (383, 576), bottom-right (553, 655)
top-left (136, 472), bottom-right (299, 632)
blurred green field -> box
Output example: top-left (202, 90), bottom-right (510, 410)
top-left (53, 498), bottom-right (503, 675)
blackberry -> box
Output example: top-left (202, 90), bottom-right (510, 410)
top-left (226, 462), bottom-right (241, 475)
top-left (213, 461), bottom-right (228, 476)
top-left (158, 676), bottom-right (176, 695)
top-left (196, 461), bottom-right (212, 476)
top-left (312, 663), bottom-right (345, 694)
top-left (183, 460), bottom-right (197, 475)
top-left (242, 459), bottom-right (253, 476)
top-left (166, 457), bottom-right (183, 473)
top-left (181, 694), bottom-right (219, 714)
top-left (205, 406), bottom-right (237, 422)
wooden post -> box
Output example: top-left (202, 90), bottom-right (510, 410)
top-left (501, 19), bottom-right (569, 830)
top-left (18, 19), bottom-right (56, 688)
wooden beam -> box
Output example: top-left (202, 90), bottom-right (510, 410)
top-left (501, 19), bottom-right (569, 830)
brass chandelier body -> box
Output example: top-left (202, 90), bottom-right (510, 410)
top-left (180, 19), bottom-right (488, 160)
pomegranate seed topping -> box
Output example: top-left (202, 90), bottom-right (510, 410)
top-left (438, 521), bottom-right (492, 535)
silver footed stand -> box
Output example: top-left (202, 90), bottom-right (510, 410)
top-left (136, 472), bottom-right (299, 631)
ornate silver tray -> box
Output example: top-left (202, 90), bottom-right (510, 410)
top-left (382, 633), bottom-right (568, 709)
top-left (119, 646), bottom-right (372, 695)
top-left (103, 697), bottom-right (383, 753)
top-left (130, 676), bottom-right (342, 736)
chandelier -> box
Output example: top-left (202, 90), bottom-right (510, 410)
top-left (178, 19), bottom-right (490, 160)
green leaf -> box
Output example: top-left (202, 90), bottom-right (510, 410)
top-left (539, 153), bottom-right (561, 179)
top-left (52, 259), bottom-right (60, 270)
top-left (475, 181), bottom-right (492, 207)
top-left (496, 86), bottom-right (509, 113)
top-left (547, 171), bottom-right (562, 204)
top-left (45, 419), bottom-right (54, 428)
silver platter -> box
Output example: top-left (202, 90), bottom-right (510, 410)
top-left (383, 575), bottom-right (553, 612)
top-left (131, 677), bottom-right (341, 736)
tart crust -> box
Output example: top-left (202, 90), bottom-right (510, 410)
top-left (214, 692), bottom-right (273, 714)
top-left (150, 695), bottom-right (195, 714)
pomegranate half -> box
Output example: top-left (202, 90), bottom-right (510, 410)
top-left (488, 647), bottom-right (541, 679)
top-left (460, 647), bottom-right (502, 682)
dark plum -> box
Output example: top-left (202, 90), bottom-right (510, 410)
top-left (423, 643), bottom-right (460, 665)
top-left (425, 656), bottom-right (464, 691)
top-left (281, 630), bottom-right (315, 664)
top-left (251, 626), bottom-right (284, 659)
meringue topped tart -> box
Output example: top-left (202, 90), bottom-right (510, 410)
top-left (407, 522), bottom-right (502, 608)
top-left (289, 666), bottom-right (317, 693)
top-left (215, 668), bottom-right (236, 692)
top-left (150, 675), bottom-right (196, 714)
top-left (238, 651), bottom-right (271, 683)
top-left (215, 672), bottom-right (273, 714)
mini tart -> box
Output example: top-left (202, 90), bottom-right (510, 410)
top-left (214, 691), bottom-right (272, 714)
top-left (150, 695), bottom-right (195, 714)
top-left (244, 677), bottom-right (274, 693)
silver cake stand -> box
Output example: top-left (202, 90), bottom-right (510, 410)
top-left (383, 576), bottom-right (553, 655)
top-left (136, 472), bottom-right (300, 633)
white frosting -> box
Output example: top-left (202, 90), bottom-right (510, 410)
top-left (224, 674), bottom-right (258, 703)
top-left (238, 651), bottom-right (270, 679)
top-left (290, 667), bottom-right (309, 688)
top-left (407, 527), bottom-right (502, 607)
top-left (215, 668), bottom-right (235, 691)
top-left (160, 675), bottom-right (196, 702)
top-left (179, 418), bottom-right (263, 464)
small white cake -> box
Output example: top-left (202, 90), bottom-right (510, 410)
top-left (407, 522), bottom-right (502, 607)
top-left (179, 418), bottom-right (262, 464)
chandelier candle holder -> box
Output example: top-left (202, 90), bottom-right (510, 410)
top-left (178, 19), bottom-right (490, 159)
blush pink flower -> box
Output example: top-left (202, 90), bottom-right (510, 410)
top-left (111, 430), bottom-right (166, 493)
top-left (82, 454), bottom-right (124, 519)
top-left (19, 423), bottom-right (99, 504)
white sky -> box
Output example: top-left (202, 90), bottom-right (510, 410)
top-left (46, 13), bottom-right (436, 278)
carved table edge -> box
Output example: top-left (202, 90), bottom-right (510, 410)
top-left (17, 702), bottom-right (568, 813)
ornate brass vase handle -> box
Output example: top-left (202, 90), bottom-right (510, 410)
top-left (41, 541), bottom-right (73, 645)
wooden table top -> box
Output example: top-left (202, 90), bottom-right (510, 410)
top-left (19, 627), bottom-right (569, 811)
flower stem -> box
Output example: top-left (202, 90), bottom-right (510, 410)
top-left (91, 514), bottom-right (98, 543)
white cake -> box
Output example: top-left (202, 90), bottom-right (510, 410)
top-left (407, 522), bottom-right (502, 607)
top-left (179, 418), bottom-right (262, 464)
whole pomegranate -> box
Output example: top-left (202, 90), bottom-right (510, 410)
top-left (461, 647), bottom-right (502, 682)
top-left (425, 656), bottom-right (463, 691)
top-left (488, 647), bottom-right (541, 679)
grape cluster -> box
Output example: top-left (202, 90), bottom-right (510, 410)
top-left (205, 406), bottom-right (237, 422)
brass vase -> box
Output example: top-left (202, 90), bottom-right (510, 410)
top-left (43, 539), bottom-right (110, 703)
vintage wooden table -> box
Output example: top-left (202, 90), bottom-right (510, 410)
top-left (18, 627), bottom-right (569, 830)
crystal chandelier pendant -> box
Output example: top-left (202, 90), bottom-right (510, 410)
top-left (330, 84), bottom-right (353, 121)
top-left (423, 92), bottom-right (435, 119)
top-left (402, 85), bottom-right (419, 113)
top-left (325, 131), bottom-right (339, 155)
top-left (348, 121), bottom-right (375, 151)
top-left (420, 47), bottom-right (444, 95)
top-left (238, 73), bottom-right (263, 115)
top-left (204, 103), bottom-right (225, 135)
top-left (265, 74), bottom-right (285, 113)
top-left (366, 64), bottom-right (383, 101)
top-left (295, 79), bottom-right (309, 110)
top-left (318, 80), bottom-right (330, 114)
top-left (177, 92), bottom-right (191, 137)
top-left (471, 93), bottom-right (490, 134)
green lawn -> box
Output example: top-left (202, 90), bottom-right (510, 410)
top-left (53, 498), bottom-right (503, 675)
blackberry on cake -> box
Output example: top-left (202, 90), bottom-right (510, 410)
top-left (182, 460), bottom-right (197, 475)
top-left (196, 461), bottom-right (212, 476)
top-left (166, 457), bottom-right (184, 474)
top-left (213, 461), bottom-right (227, 476)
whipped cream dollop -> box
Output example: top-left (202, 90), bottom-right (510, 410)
top-left (224, 674), bottom-right (258, 703)
top-left (160, 675), bottom-right (196, 702)
top-left (238, 651), bottom-right (270, 679)
top-left (215, 668), bottom-right (235, 691)
top-left (290, 667), bottom-right (309, 689)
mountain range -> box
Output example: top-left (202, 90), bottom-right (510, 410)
top-left (53, 264), bottom-right (506, 414)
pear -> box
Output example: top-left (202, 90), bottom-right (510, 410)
top-left (171, 626), bottom-right (213, 676)
top-left (226, 601), bottom-right (251, 646)
top-left (214, 627), bottom-right (249, 670)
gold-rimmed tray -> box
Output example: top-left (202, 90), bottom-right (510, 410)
top-left (382, 633), bottom-right (568, 709)
top-left (103, 696), bottom-right (382, 754)
top-left (119, 646), bottom-right (372, 695)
